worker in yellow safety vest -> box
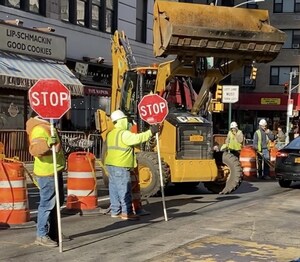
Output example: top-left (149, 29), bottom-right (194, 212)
top-left (221, 121), bottom-right (244, 157)
top-left (104, 110), bottom-right (159, 221)
top-left (26, 112), bottom-right (66, 247)
top-left (253, 119), bottom-right (275, 180)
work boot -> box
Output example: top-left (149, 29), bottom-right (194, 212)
top-left (111, 213), bottom-right (121, 218)
top-left (134, 209), bottom-right (150, 216)
top-left (35, 235), bottom-right (58, 247)
top-left (121, 213), bottom-right (140, 221)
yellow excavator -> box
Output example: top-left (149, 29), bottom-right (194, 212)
top-left (97, 1), bottom-right (286, 197)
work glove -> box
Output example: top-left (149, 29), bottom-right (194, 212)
top-left (150, 124), bottom-right (160, 135)
top-left (47, 136), bottom-right (57, 147)
top-left (220, 144), bottom-right (228, 151)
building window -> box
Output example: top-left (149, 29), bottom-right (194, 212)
top-left (270, 66), bottom-right (299, 86)
top-left (61, 0), bottom-right (116, 33)
top-left (296, 0), bottom-right (300, 12)
top-left (92, 0), bottom-right (101, 30)
top-left (29, 0), bottom-right (39, 13)
top-left (105, 0), bottom-right (116, 33)
top-left (246, 3), bottom-right (259, 9)
top-left (273, 0), bottom-right (283, 12)
top-left (136, 0), bottom-right (147, 43)
top-left (77, 0), bottom-right (86, 26)
top-left (61, 0), bottom-right (69, 21)
top-left (0, 0), bottom-right (46, 15)
top-left (273, 0), bottom-right (299, 13)
top-left (220, 0), bottom-right (234, 6)
top-left (0, 0), bottom-right (20, 8)
top-left (282, 29), bottom-right (300, 49)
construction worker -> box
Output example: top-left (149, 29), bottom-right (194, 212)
top-left (221, 121), bottom-right (244, 157)
top-left (26, 112), bottom-right (66, 247)
top-left (104, 110), bottom-right (159, 221)
top-left (253, 119), bottom-right (275, 180)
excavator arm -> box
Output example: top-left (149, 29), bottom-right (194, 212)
top-left (110, 31), bottom-right (137, 111)
top-left (96, 31), bottom-right (139, 139)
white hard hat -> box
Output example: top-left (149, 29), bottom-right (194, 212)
top-left (259, 119), bottom-right (267, 126)
top-left (230, 121), bottom-right (238, 129)
top-left (110, 110), bottom-right (127, 122)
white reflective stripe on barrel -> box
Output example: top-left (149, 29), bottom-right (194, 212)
top-left (239, 157), bottom-right (256, 162)
top-left (0, 180), bottom-right (26, 188)
top-left (68, 171), bottom-right (93, 178)
top-left (0, 202), bottom-right (27, 210)
top-left (67, 189), bottom-right (97, 196)
top-left (243, 167), bottom-right (256, 172)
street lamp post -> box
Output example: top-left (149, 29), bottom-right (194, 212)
top-left (285, 72), bottom-right (293, 145)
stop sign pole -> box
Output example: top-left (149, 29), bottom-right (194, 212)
top-left (29, 79), bottom-right (71, 253)
top-left (138, 94), bottom-right (169, 221)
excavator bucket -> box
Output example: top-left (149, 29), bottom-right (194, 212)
top-left (153, 1), bottom-right (286, 63)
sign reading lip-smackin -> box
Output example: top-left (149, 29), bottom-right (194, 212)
top-left (0, 23), bottom-right (66, 61)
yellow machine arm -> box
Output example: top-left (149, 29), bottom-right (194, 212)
top-left (110, 31), bottom-right (137, 112)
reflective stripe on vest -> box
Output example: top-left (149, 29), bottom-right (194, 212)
top-left (105, 129), bottom-right (134, 168)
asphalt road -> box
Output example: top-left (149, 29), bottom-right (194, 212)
top-left (1, 177), bottom-right (300, 262)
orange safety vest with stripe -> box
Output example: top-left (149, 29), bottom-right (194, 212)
top-left (105, 129), bottom-right (135, 168)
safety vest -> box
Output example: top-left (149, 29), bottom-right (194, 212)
top-left (255, 129), bottom-right (271, 152)
top-left (30, 125), bottom-right (65, 176)
top-left (105, 129), bottom-right (135, 168)
top-left (228, 130), bottom-right (243, 151)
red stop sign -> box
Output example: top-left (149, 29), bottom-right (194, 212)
top-left (29, 79), bottom-right (71, 119)
top-left (138, 94), bottom-right (168, 124)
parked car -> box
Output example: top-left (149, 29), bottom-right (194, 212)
top-left (275, 136), bottom-right (300, 188)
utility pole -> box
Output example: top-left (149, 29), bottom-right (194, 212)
top-left (285, 71), bottom-right (300, 145)
top-left (285, 72), bottom-right (293, 145)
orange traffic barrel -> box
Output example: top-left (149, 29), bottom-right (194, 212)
top-left (0, 161), bottom-right (30, 225)
top-left (239, 146), bottom-right (257, 180)
top-left (66, 152), bottom-right (97, 211)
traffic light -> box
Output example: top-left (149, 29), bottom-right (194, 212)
top-left (215, 85), bottom-right (223, 100)
top-left (283, 83), bottom-right (288, 94)
top-left (250, 66), bottom-right (258, 80)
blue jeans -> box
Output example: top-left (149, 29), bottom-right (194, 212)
top-left (258, 149), bottom-right (270, 177)
top-left (35, 173), bottom-right (64, 240)
top-left (106, 166), bottom-right (133, 215)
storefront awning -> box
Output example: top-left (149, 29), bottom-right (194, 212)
top-left (233, 92), bottom-right (300, 111)
top-left (0, 51), bottom-right (83, 96)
